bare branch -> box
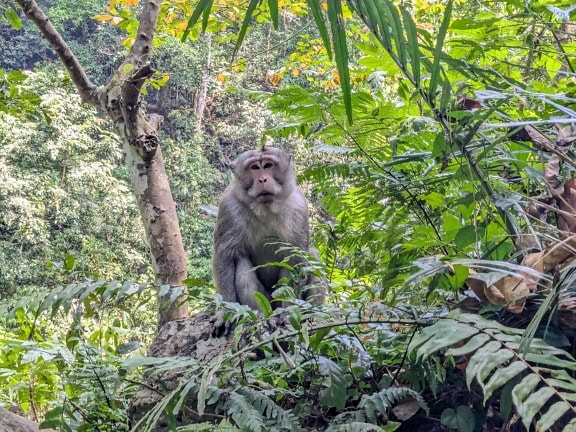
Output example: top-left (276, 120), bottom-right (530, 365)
top-left (16, 0), bottom-right (99, 105)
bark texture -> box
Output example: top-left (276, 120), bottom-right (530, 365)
top-left (16, 0), bottom-right (188, 325)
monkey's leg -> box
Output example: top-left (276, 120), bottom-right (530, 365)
top-left (236, 257), bottom-right (271, 310)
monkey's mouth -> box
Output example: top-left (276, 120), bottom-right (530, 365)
top-left (256, 192), bottom-right (275, 203)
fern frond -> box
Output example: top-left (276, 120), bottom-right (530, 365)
top-left (237, 387), bottom-right (305, 432)
top-left (326, 422), bottom-right (394, 431)
top-left (359, 387), bottom-right (428, 424)
top-left (224, 391), bottom-right (267, 432)
top-left (176, 419), bottom-right (242, 432)
top-left (410, 310), bottom-right (576, 431)
top-left (176, 419), bottom-right (240, 431)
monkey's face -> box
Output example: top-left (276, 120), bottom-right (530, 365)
top-left (233, 148), bottom-right (294, 205)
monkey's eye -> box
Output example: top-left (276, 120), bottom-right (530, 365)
top-left (250, 164), bottom-right (259, 170)
top-left (263, 162), bottom-right (273, 169)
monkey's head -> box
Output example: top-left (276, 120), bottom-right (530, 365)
top-left (232, 147), bottom-right (296, 205)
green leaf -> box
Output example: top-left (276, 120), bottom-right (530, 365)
top-left (481, 360), bottom-right (526, 403)
top-left (40, 407), bottom-right (64, 429)
top-left (441, 406), bottom-right (475, 432)
top-left (322, 372), bottom-right (353, 409)
top-left (254, 292), bottom-right (273, 318)
top-left (327, 0), bottom-right (352, 124)
top-left (518, 387), bottom-right (555, 429)
top-left (181, 0), bottom-right (214, 41)
top-left (268, 0), bottom-right (278, 29)
top-left (448, 333), bottom-right (491, 356)
top-left (233, 0), bottom-right (261, 59)
top-left (377, 0), bottom-right (407, 69)
top-left (428, 0), bottom-right (452, 101)
top-left (64, 254), bottom-right (75, 271)
top-left (400, 6), bottom-right (420, 85)
top-left (465, 340), bottom-right (500, 388)
top-left (5, 8), bottom-right (22, 30)
top-left (454, 225), bottom-right (479, 249)
top-left (536, 401), bottom-right (571, 431)
top-left (306, 0), bottom-right (332, 59)
top-left (201, 0), bottom-right (213, 32)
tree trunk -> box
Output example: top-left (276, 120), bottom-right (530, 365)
top-left (195, 33), bottom-right (212, 133)
top-left (16, 0), bottom-right (188, 326)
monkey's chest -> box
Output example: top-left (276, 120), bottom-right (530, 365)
top-left (246, 230), bottom-right (291, 289)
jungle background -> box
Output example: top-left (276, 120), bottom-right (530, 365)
top-left (1, 0), bottom-right (576, 430)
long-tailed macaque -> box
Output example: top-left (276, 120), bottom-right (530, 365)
top-left (213, 147), bottom-right (325, 312)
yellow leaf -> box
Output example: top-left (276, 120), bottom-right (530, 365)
top-left (292, 68), bottom-right (300, 76)
top-left (111, 16), bottom-right (123, 25)
top-left (124, 0), bottom-right (138, 6)
top-left (217, 73), bottom-right (226, 83)
top-left (94, 14), bottom-right (113, 22)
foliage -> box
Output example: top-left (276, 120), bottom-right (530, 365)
top-left (411, 310), bottom-right (576, 431)
top-left (0, 276), bottom-right (156, 430)
top-left (130, 295), bottom-right (427, 432)
top-left (0, 67), bottom-right (151, 297)
top-left (4, 0), bottom-right (576, 430)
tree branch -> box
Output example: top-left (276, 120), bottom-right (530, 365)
top-left (16, 0), bottom-right (99, 105)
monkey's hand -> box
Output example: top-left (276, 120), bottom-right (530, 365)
top-left (265, 311), bottom-right (289, 331)
top-left (212, 309), bottom-right (231, 337)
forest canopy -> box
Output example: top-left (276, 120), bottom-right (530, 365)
top-left (1, 0), bottom-right (576, 431)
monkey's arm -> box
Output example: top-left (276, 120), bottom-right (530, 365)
top-left (235, 257), bottom-right (270, 309)
top-left (212, 197), bottom-right (241, 303)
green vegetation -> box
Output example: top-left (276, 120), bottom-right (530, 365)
top-left (1, 0), bottom-right (576, 430)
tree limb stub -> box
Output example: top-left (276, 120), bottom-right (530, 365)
top-left (18, 0), bottom-right (189, 326)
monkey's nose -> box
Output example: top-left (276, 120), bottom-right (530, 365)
top-left (259, 178), bottom-right (267, 183)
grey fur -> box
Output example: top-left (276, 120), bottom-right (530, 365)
top-left (213, 147), bottom-right (324, 308)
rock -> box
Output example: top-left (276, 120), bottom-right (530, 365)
top-left (128, 312), bottom-right (233, 431)
top-left (0, 407), bottom-right (55, 432)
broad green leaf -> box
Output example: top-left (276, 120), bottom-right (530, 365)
top-left (233, 0), bottom-right (261, 59)
top-left (64, 254), bottom-right (75, 271)
top-left (327, 0), bottom-right (352, 124)
top-left (454, 225), bottom-right (479, 249)
top-left (440, 406), bottom-right (475, 432)
top-left (40, 407), bottom-right (64, 429)
top-left (428, 0), bottom-right (452, 101)
top-left (254, 292), bottom-right (273, 318)
top-left (5, 7), bottom-right (22, 30)
top-left (306, 0), bottom-right (332, 59)
top-left (322, 372), bottom-right (353, 409)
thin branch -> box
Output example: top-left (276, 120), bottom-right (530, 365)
top-left (16, 0), bottom-right (98, 105)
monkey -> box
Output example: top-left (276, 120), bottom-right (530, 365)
top-left (212, 147), bottom-right (325, 320)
